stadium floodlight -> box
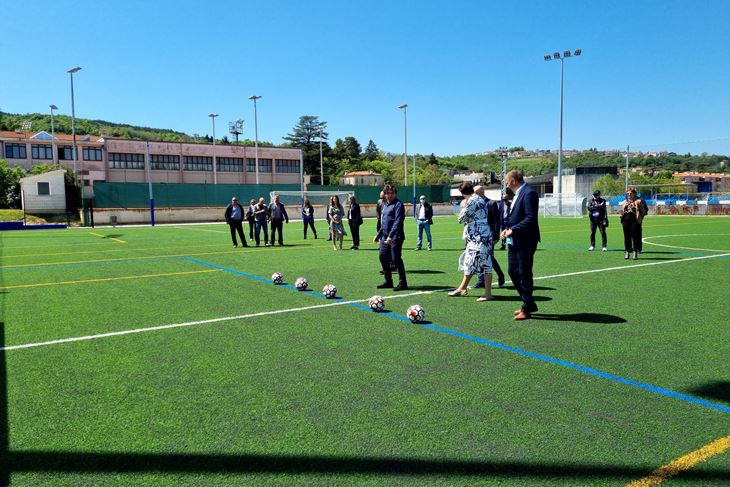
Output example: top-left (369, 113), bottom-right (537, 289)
top-left (543, 54), bottom-right (552, 61)
top-left (398, 104), bottom-right (408, 187)
top-left (208, 113), bottom-right (219, 184)
top-left (543, 49), bottom-right (583, 215)
top-left (248, 95), bottom-right (262, 184)
top-left (67, 66), bottom-right (81, 186)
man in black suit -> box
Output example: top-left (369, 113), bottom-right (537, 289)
top-left (374, 185), bottom-right (407, 291)
top-left (347, 195), bottom-right (363, 250)
top-left (224, 197), bottom-right (249, 248)
top-left (267, 194), bottom-right (289, 246)
top-left (501, 170), bottom-right (540, 320)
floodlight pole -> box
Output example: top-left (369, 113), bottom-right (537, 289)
top-left (209, 113), bottom-right (219, 184)
top-left (544, 50), bottom-right (581, 215)
top-left (249, 95), bottom-right (261, 184)
top-left (625, 145), bottom-right (630, 193)
top-left (319, 125), bottom-right (324, 186)
top-left (49, 104), bottom-right (58, 165)
top-left (146, 140), bottom-right (155, 226)
top-left (398, 104), bottom-right (408, 187)
top-left (499, 147), bottom-right (508, 193)
top-left (67, 67), bottom-right (81, 184)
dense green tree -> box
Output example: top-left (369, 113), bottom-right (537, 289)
top-left (332, 136), bottom-right (362, 162)
top-left (283, 115), bottom-right (329, 184)
top-left (0, 159), bottom-right (26, 208)
top-left (363, 140), bottom-right (379, 161)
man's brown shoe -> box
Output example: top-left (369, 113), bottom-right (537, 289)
top-left (513, 311), bottom-right (531, 321)
top-left (514, 309), bottom-right (522, 315)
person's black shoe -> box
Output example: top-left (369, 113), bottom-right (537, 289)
top-left (498, 276), bottom-right (505, 287)
top-left (377, 281), bottom-right (394, 289)
top-left (393, 282), bottom-right (408, 291)
top-left (242, 243), bottom-right (249, 247)
top-left (379, 270), bottom-right (385, 274)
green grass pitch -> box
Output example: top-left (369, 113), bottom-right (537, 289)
top-left (1, 215), bottom-right (728, 486)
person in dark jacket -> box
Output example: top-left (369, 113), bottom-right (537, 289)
top-left (587, 189), bottom-right (608, 251)
top-left (414, 194), bottom-right (433, 251)
top-left (224, 197), bottom-right (249, 247)
top-left (502, 170), bottom-right (541, 321)
top-left (245, 198), bottom-right (256, 241)
top-left (268, 194), bottom-right (289, 246)
top-left (498, 189), bottom-right (513, 250)
top-left (374, 185), bottom-right (407, 291)
top-left (302, 197), bottom-right (317, 239)
top-left (375, 191), bottom-right (385, 233)
top-left (347, 195), bottom-right (363, 249)
top-left (253, 197), bottom-right (269, 247)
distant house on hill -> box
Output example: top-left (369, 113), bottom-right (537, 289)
top-left (339, 170), bottom-right (383, 186)
top-left (674, 172), bottom-right (730, 192)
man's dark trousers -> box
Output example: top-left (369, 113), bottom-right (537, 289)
top-left (590, 220), bottom-right (607, 247)
top-left (349, 221), bottom-right (361, 247)
top-left (270, 220), bottom-right (284, 245)
top-left (229, 220), bottom-right (247, 246)
top-left (379, 239), bottom-right (406, 284)
top-left (508, 246), bottom-right (536, 312)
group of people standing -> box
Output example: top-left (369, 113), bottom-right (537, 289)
top-left (225, 196), bottom-right (289, 248)
top-left (587, 187), bottom-right (647, 260)
top-left (448, 170), bottom-right (540, 321)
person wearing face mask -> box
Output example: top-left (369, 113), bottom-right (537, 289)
top-left (414, 194), bottom-right (433, 251)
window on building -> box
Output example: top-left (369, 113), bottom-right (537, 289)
top-left (150, 154), bottom-right (180, 170)
top-left (58, 145), bottom-right (73, 160)
top-left (183, 156), bottom-right (213, 171)
top-left (217, 157), bottom-right (244, 172)
top-left (275, 159), bottom-right (300, 173)
top-left (108, 152), bottom-right (145, 169)
top-left (82, 147), bottom-right (103, 161)
top-left (31, 144), bottom-right (53, 160)
top-left (5, 144), bottom-right (27, 159)
top-left (37, 182), bottom-right (50, 195)
top-left (246, 158), bottom-right (273, 173)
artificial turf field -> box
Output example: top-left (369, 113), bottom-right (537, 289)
top-left (0, 215), bottom-right (728, 486)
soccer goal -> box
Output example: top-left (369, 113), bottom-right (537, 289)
top-left (539, 193), bottom-right (587, 217)
top-left (269, 190), bottom-right (355, 208)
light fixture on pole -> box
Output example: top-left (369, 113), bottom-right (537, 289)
top-left (209, 113), bottom-right (219, 184)
top-left (543, 49), bottom-right (582, 215)
top-left (248, 95), bottom-right (262, 185)
top-left (49, 104), bottom-right (58, 165)
top-left (398, 104), bottom-right (408, 187)
top-left (498, 147), bottom-right (508, 193)
top-left (67, 66), bottom-right (81, 183)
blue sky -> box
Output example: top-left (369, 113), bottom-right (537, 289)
top-left (3, 0), bottom-right (729, 156)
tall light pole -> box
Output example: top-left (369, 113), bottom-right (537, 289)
top-left (49, 104), bottom-right (58, 165)
top-left (248, 95), bottom-right (262, 184)
top-left (398, 104), bottom-right (408, 187)
top-left (67, 66), bottom-right (81, 183)
top-left (544, 49), bottom-right (581, 215)
top-left (498, 146), bottom-right (508, 193)
top-left (209, 113), bottom-right (219, 184)
top-left (317, 123), bottom-right (326, 186)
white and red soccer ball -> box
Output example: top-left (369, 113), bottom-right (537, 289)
top-left (294, 277), bottom-right (309, 291)
top-left (406, 304), bottom-right (425, 323)
top-left (322, 284), bottom-right (337, 299)
top-left (271, 272), bottom-right (283, 285)
top-left (368, 295), bottom-right (385, 312)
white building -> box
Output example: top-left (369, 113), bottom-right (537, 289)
top-left (19, 169), bottom-right (67, 214)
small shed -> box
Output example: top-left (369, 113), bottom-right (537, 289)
top-left (20, 170), bottom-right (67, 214)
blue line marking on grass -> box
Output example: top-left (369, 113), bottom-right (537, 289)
top-left (183, 257), bottom-right (730, 415)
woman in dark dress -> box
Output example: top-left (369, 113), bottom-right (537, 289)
top-left (620, 187), bottom-right (644, 260)
top-left (302, 197), bottom-right (317, 239)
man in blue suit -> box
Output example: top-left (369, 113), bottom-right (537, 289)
top-left (501, 170), bottom-right (540, 320)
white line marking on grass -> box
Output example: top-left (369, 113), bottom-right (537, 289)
top-left (172, 226), bottom-right (227, 234)
top-left (642, 233), bottom-right (730, 253)
top-left (0, 289), bottom-right (449, 352)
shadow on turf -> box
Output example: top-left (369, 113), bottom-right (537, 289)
top-left (686, 381), bottom-right (730, 405)
top-left (408, 270), bottom-right (445, 274)
top-left (530, 313), bottom-right (627, 324)
top-left (4, 451), bottom-right (730, 482)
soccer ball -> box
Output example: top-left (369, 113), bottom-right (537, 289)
top-left (271, 272), bottom-right (283, 285)
top-left (295, 277), bottom-right (309, 291)
top-left (368, 295), bottom-right (385, 312)
top-left (406, 305), bottom-right (425, 323)
top-left (322, 284), bottom-right (337, 299)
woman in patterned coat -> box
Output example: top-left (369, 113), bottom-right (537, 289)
top-left (448, 182), bottom-right (494, 302)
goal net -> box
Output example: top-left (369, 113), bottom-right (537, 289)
top-left (539, 193), bottom-right (587, 217)
top-left (269, 190), bottom-right (355, 208)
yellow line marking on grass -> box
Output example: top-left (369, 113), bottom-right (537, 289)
top-left (626, 435), bottom-right (730, 487)
top-left (89, 231), bottom-right (126, 243)
top-left (0, 245), bottom-right (300, 269)
top-left (0, 269), bottom-right (219, 290)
